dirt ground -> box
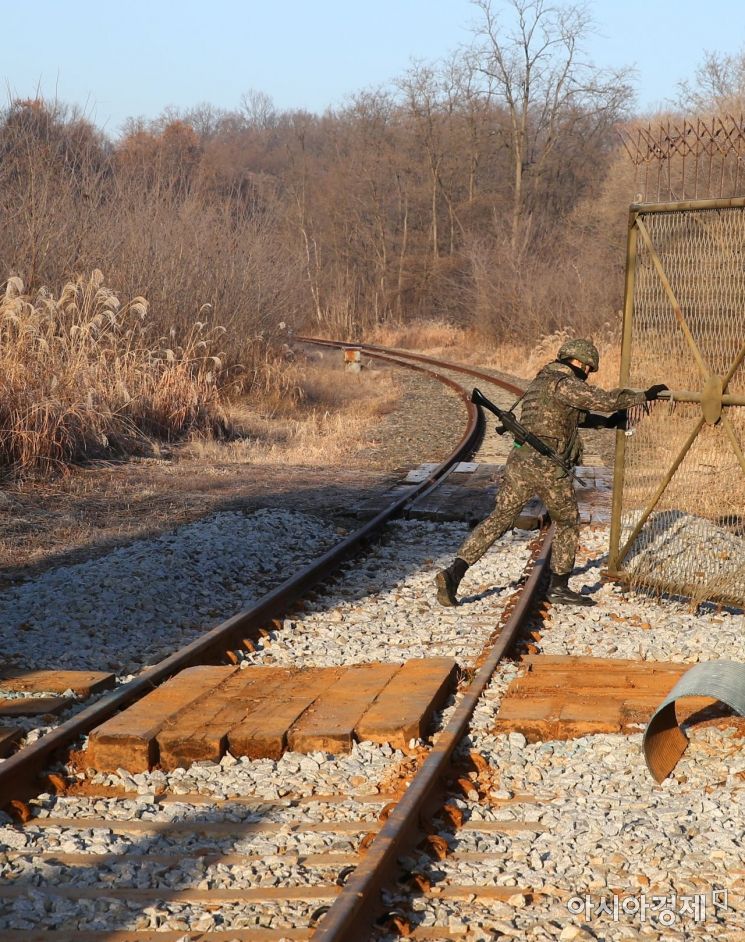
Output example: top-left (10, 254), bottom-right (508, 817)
top-left (0, 461), bottom-right (392, 586)
top-left (0, 352), bottom-right (466, 585)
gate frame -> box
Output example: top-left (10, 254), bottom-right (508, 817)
top-left (607, 196), bottom-right (745, 594)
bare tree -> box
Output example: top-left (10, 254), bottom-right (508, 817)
top-left (443, 50), bottom-right (495, 206)
top-left (677, 47), bottom-right (745, 113)
top-left (471, 0), bottom-right (632, 256)
top-left (397, 64), bottom-right (448, 260)
top-left (240, 89), bottom-right (278, 130)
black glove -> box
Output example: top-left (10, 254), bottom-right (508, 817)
top-left (644, 384), bottom-right (669, 401)
top-left (606, 410), bottom-right (628, 430)
top-left (579, 411), bottom-right (627, 430)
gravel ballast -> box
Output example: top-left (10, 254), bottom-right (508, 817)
top-left (375, 525), bottom-right (745, 940)
top-left (0, 508), bottom-right (341, 677)
top-left (0, 499), bottom-right (535, 934)
top-left (2, 453), bottom-right (743, 938)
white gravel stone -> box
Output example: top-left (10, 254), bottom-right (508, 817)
top-left (401, 523), bottom-right (745, 939)
top-left (0, 509), bottom-right (341, 748)
top-left (250, 520), bottom-right (532, 668)
top-left (0, 509), bottom-right (339, 678)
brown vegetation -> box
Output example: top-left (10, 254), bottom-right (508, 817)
top-left (0, 272), bottom-right (227, 477)
top-left (187, 357), bottom-right (401, 468)
top-left (368, 320), bottom-right (622, 391)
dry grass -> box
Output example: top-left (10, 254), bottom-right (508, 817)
top-left (483, 329), bottom-right (622, 389)
top-left (186, 357), bottom-right (401, 467)
top-left (368, 320), bottom-right (470, 354)
top-left (0, 272), bottom-right (228, 478)
top-left (366, 320), bottom-right (624, 389)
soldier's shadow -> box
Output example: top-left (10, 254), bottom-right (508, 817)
top-left (458, 579), bottom-right (523, 605)
top-left (572, 554), bottom-right (607, 576)
top-left (570, 555), bottom-right (606, 598)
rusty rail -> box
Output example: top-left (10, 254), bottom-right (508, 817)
top-left (297, 338), bottom-right (555, 939)
top-left (313, 529), bottom-right (552, 940)
top-left (295, 335), bottom-right (525, 397)
top-left (1, 338), bottom-right (548, 942)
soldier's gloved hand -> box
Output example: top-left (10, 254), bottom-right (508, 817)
top-left (607, 410), bottom-right (628, 429)
top-left (644, 384), bottom-right (669, 401)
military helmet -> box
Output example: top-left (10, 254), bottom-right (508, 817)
top-left (557, 338), bottom-right (599, 373)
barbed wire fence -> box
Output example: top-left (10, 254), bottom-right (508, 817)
top-left (617, 114), bottom-right (745, 203)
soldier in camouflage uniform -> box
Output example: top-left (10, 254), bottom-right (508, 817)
top-left (436, 339), bottom-right (668, 607)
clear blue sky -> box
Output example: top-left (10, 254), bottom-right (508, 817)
top-left (1, 0), bottom-right (743, 136)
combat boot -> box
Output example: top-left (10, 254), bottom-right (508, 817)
top-left (546, 572), bottom-right (596, 607)
top-left (435, 558), bottom-right (469, 607)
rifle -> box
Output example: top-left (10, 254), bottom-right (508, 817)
top-left (471, 387), bottom-right (573, 477)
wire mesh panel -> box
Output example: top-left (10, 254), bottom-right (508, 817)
top-left (608, 198), bottom-right (745, 607)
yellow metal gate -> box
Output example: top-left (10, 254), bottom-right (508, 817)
top-left (608, 197), bottom-right (745, 607)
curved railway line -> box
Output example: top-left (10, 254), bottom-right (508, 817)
top-left (1, 341), bottom-right (743, 941)
top-left (0, 347), bottom-right (485, 799)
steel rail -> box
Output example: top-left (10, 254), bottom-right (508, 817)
top-left (314, 528), bottom-right (553, 940)
top-left (294, 335), bottom-right (525, 398)
top-left (2, 338), bottom-right (554, 942)
top-left (0, 351), bottom-right (489, 807)
top-left (296, 339), bottom-right (556, 940)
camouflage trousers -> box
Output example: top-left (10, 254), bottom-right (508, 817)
top-left (457, 446), bottom-right (579, 575)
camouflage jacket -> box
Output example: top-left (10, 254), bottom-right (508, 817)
top-left (517, 361), bottom-right (647, 465)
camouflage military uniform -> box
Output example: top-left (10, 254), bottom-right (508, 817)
top-left (456, 361), bottom-right (647, 575)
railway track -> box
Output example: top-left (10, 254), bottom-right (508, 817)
top-left (2, 341), bottom-right (743, 940)
top-left (0, 344), bottom-right (554, 940)
top-left (0, 345), bottom-right (497, 795)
